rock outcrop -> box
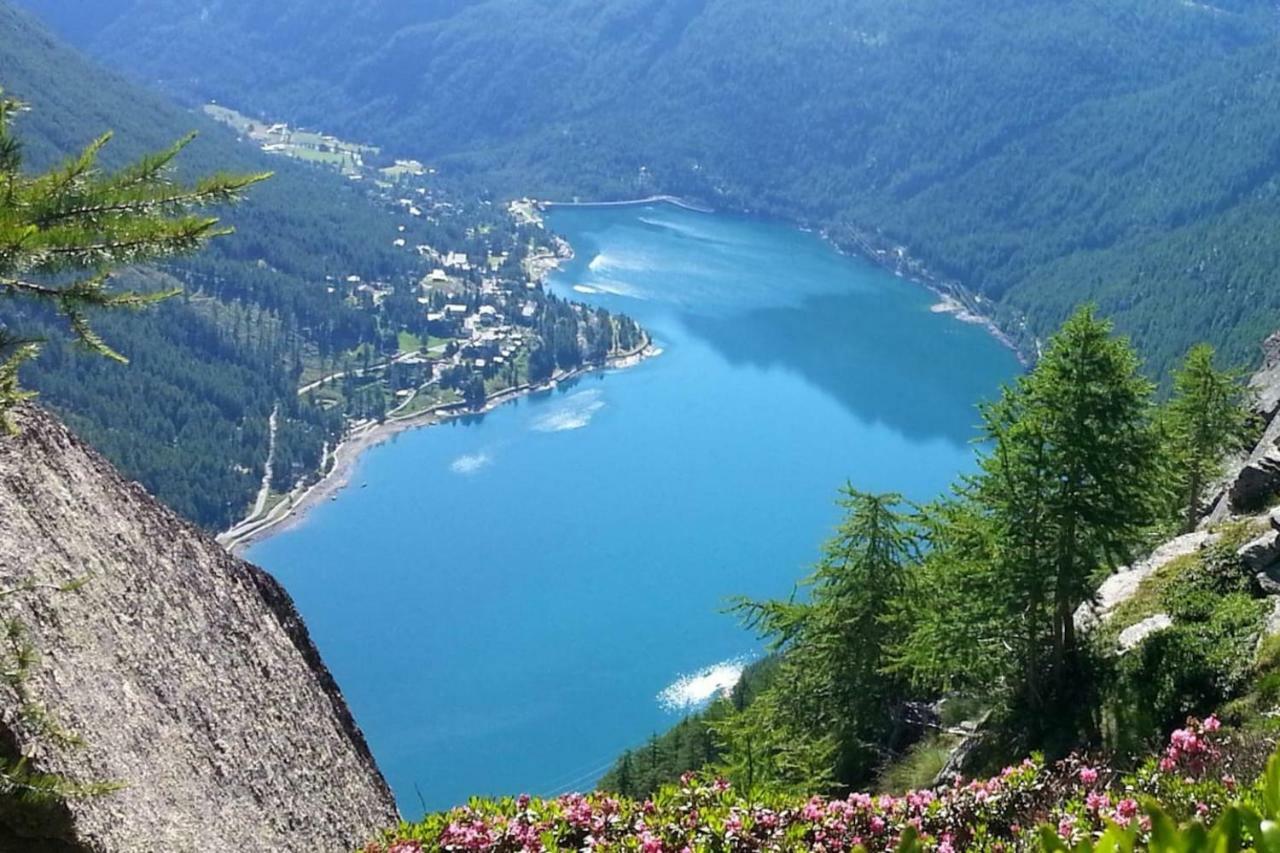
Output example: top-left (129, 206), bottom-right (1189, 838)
top-left (1074, 531), bottom-right (1214, 632)
top-left (1207, 334), bottom-right (1280, 520)
top-left (0, 406), bottom-right (397, 851)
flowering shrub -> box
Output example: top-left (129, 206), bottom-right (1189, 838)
top-left (363, 718), bottom-right (1274, 852)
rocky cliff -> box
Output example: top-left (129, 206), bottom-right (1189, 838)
top-left (1075, 333), bottom-right (1280, 650)
top-left (0, 405), bottom-right (397, 851)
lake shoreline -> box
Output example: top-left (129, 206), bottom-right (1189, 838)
top-left (221, 336), bottom-right (659, 554)
top-left (541, 195), bottom-right (715, 215)
top-left (224, 196), bottom-right (1022, 555)
top-left (537, 196), bottom-right (1027, 366)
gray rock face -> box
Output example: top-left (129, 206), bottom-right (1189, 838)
top-left (0, 406), bottom-right (397, 851)
top-left (1118, 614), bottom-right (1174, 652)
top-left (1239, 530), bottom-right (1280, 572)
top-left (1256, 568), bottom-right (1280, 597)
top-left (1228, 445), bottom-right (1280, 514)
top-left (1251, 331), bottom-right (1280, 421)
top-left (1204, 334), bottom-right (1280, 523)
top-left (1075, 531), bottom-right (1213, 632)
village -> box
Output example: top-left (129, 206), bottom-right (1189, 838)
top-left (203, 101), bottom-right (645, 432)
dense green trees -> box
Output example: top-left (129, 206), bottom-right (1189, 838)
top-left (31, 0), bottom-right (1280, 376)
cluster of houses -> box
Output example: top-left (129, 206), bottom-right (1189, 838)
top-left (423, 287), bottom-right (541, 374)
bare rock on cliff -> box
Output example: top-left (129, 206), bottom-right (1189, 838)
top-left (1251, 331), bottom-right (1280, 422)
top-left (1074, 531), bottom-right (1214, 632)
top-left (1205, 334), bottom-right (1280, 522)
top-left (0, 406), bottom-right (397, 852)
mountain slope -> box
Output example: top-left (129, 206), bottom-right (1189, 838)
top-left (0, 3), bottom-right (423, 529)
top-left (25, 0), bottom-right (1280, 375)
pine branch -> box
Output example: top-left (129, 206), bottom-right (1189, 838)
top-left (29, 170), bottom-right (270, 227)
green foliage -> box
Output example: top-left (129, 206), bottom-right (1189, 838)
top-left (726, 489), bottom-right (917, 790)
top-left (1041, 751), bottom-right (1280, 853)
top-left (36, 0), bottom-right (1280, 378)
top-left (0, 86), bottom-right (264, 426)
top-left (1098, 529), bottom-right (1267, 754)
top-left (1161, 345), bottom-right (1254, 531)
top-left (876, 733), bottom-right (961, 796)
top-left (896, 307), bottom-right (1162, 733)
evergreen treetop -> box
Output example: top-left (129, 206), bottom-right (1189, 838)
top-left (0, 88), bottom-right (267, 429)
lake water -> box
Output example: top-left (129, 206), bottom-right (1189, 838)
top-left (245, 203), bottom-right (1019, 815)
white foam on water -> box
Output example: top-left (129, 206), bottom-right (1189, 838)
top-left (572, 284), bottom-right (601, 294)
top-left (590, 279), bottom-right (651, 301)
top-left (588, 250), bottom-right (656, 275)
top-left (658, 658), bottom-right (747, 712)
top-left (637, 216), bottom-right (726, 245)
top-left (531, 390), bottom-right (605, 433)
top-left (450, 452), bottom-right (493, 474)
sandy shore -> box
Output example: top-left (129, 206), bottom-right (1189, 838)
top-left (219, 338), bottom-right (659, 554)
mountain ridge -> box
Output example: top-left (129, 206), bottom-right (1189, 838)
top-left (25, 0), bottom-right (1280, 376)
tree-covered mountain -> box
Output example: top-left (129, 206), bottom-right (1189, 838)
top-left (19, 0), bottom-right (1280, 376)
top-left (0, 2), bottom-right (433, 529)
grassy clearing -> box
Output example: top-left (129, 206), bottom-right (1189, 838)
top-left (876, 733), bottom-right (961, 794)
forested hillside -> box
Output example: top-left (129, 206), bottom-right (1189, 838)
top-left (19, 0), bottom-right (1280, 375)
top-left (0, 4), bottom-right (431, 528)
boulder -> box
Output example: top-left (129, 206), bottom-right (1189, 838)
top-left (1204, 333), bottom-right (1280, 522)
top-left (1239, 529), bottom-right (1280, 572)
top-left (1251, 331), bottom-right (1280, 421)
top-left (1257, 567), bottom-right (1280, 597)
top-left (1228, 448), bottom-right (1280, 514)
top-left (1118, 614), bottom-right (1174, 652)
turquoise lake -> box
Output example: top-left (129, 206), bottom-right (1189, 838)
top-left (245, 204), bottom-right (1019, 815)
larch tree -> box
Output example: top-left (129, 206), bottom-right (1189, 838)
top-left (977, 306), bottom-right (1160, 711)
top-left (1163, 343), bottom-right (1252, 533)
top-left (0, 88), bottom-right (267, 429)
top-left (728, 488), bottom-right (918, 790)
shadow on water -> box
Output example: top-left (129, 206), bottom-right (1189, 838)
top-left (678, 292), bottom-right (1014, 447)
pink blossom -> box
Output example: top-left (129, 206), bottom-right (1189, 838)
top-left (1079, 766), bottom-right (1098, 786)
